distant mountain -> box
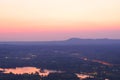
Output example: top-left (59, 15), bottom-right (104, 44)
top-left (64, 38), bottom-right (120, 45)
top-left (0, 38), bottom-right (120, 45)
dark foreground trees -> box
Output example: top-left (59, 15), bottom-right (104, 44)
top-left (0, 73), bottom-right (41, 80)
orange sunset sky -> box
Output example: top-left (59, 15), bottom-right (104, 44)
top-left (0, 0), bottom-right (120, 41)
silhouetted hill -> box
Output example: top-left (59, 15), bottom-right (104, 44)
top-left (0, 38), bottom-right (120, 45)
top-left (64, 38), bottom-right (120, 45)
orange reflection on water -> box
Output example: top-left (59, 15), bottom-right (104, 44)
top-left (76, 73), bottom-right (93, 80)
top-left (0, 68), bottom-right (3, 71)
top-left (92, 60), bottom-right (113, 66)
top-left (3, 67), bottom-right (40, 74)
top-left (76, 74), bottom-right (89, 79)
top-left (0, 67), bottom-right (63, 77)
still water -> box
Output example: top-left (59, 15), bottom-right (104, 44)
top-left (0, 67), bottom-right (93, 80)
top-left (0, 67), bottom-right (63, 77)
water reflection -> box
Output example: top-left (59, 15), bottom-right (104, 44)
top-left (92, 60), bottom-right (113, 66)
top-left (76, 73), bottom-right (94, 80)
top-left (0, 67), bottom-right (63, 77)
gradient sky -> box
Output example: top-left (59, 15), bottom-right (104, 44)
top-left (0, 0), bottom-right (120, 41)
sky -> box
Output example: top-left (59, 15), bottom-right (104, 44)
top-left (0, 0), bottom-right (120, 41)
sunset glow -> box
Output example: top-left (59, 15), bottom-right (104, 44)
top-left (0, 0), bottom-right (120, 41)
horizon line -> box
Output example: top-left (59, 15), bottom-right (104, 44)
top-left (0, 37), bottom-right (120, 42)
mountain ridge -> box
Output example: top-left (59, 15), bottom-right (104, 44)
top-left (0, 38), bottom-right (120, 45)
